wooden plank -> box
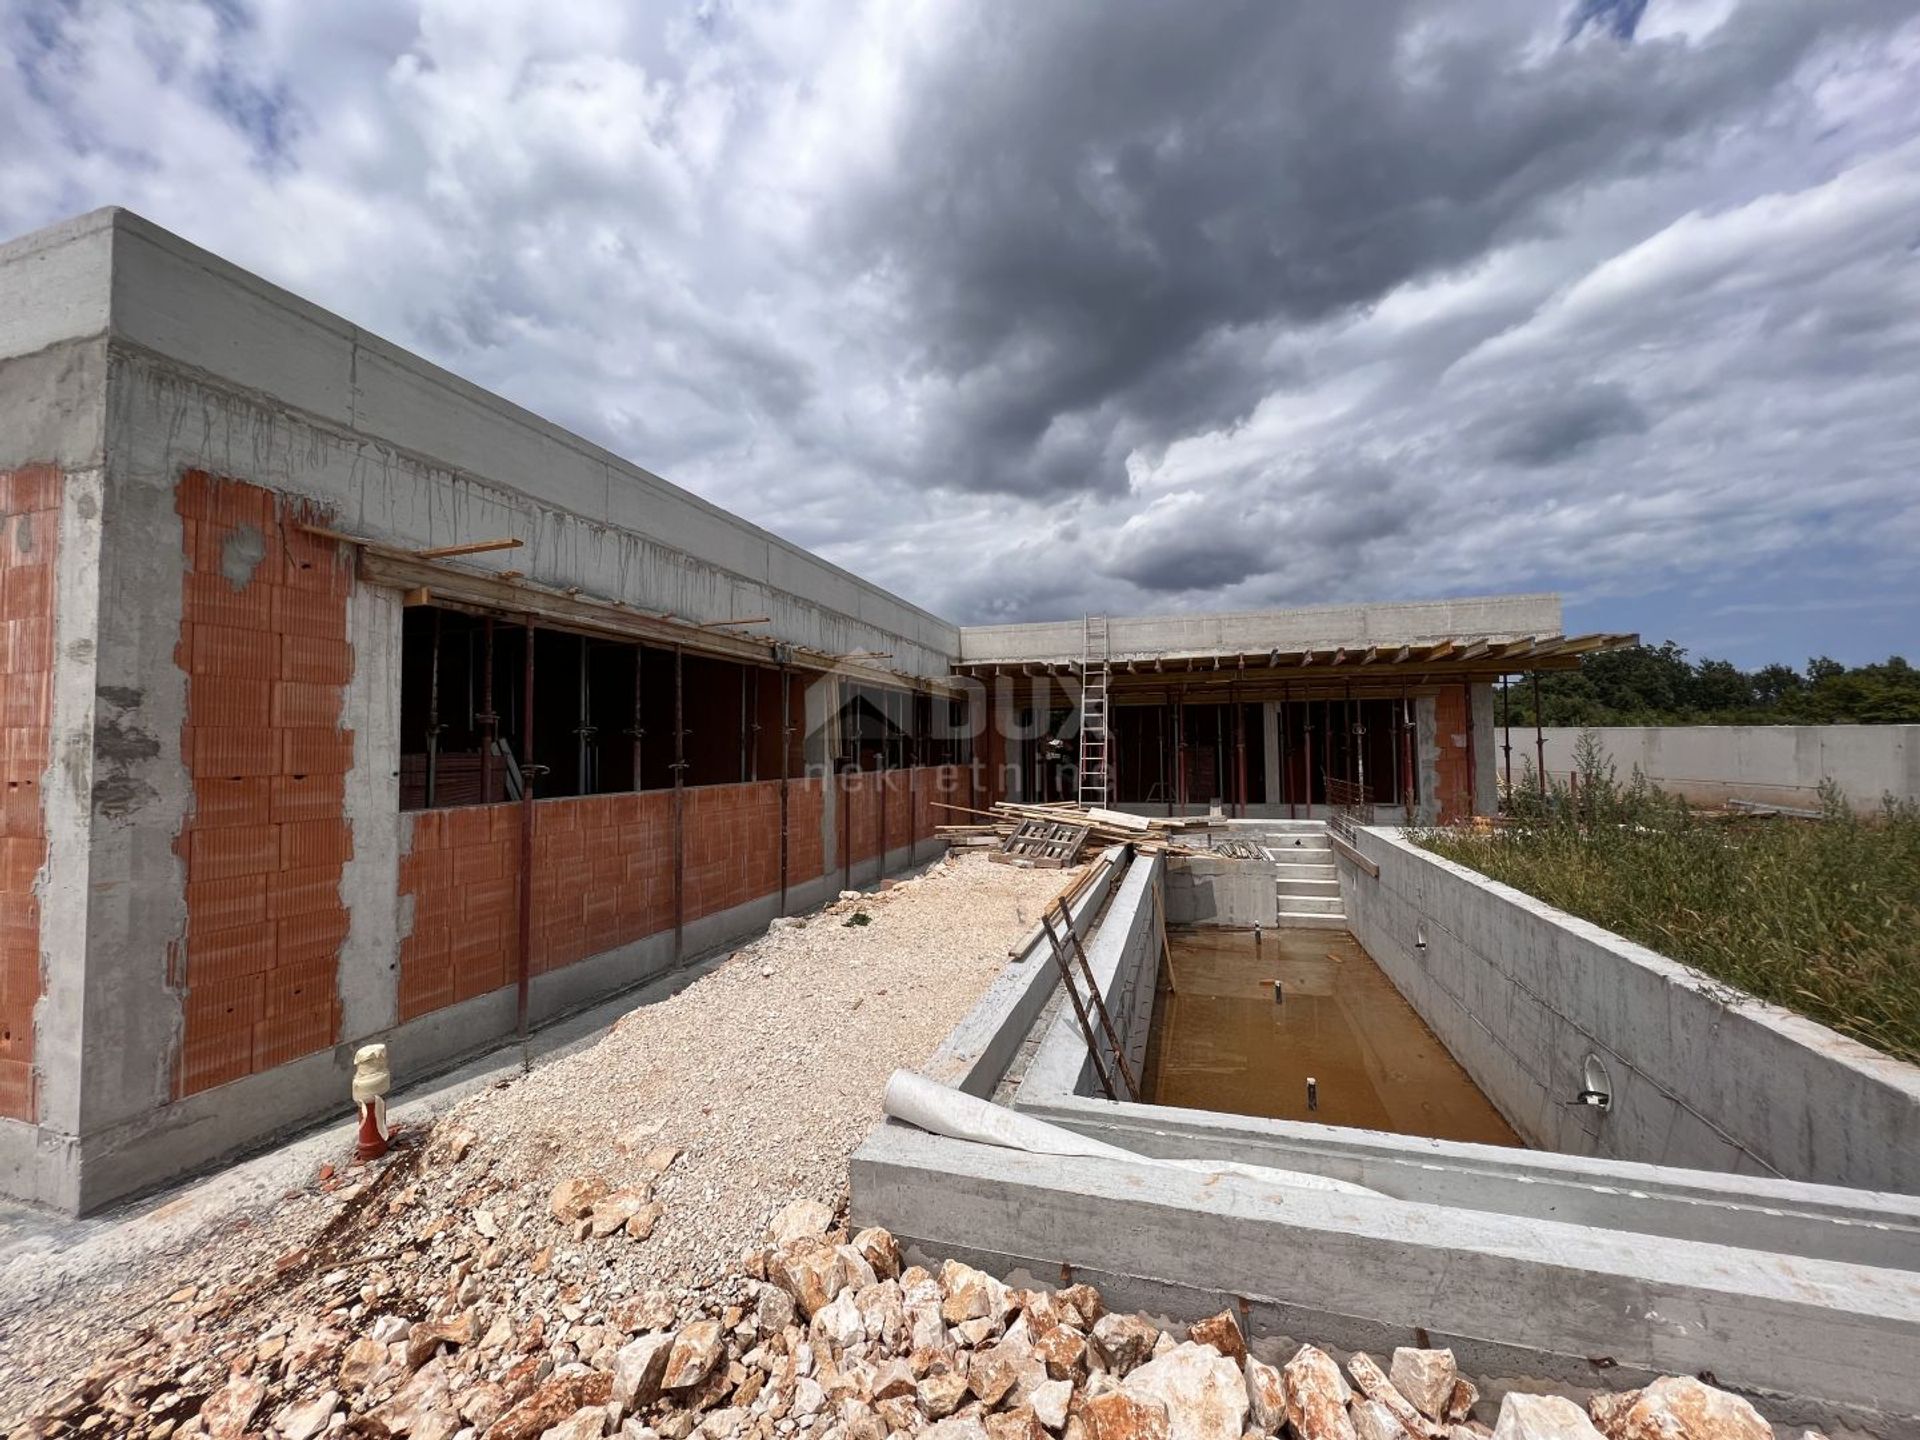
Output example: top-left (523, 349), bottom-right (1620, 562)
top-left (1328, 832), bottom-right (1379, 877)
top-left (414, 537), bottom-right (524, 559)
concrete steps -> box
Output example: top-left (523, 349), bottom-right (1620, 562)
top-left (1268, 821), bottom-right (1346, 928)
top-left (1273, 910), bottom-right (1349, 930)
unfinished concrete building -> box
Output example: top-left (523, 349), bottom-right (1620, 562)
top-left (0, 209), bottom-right (1629, 1211)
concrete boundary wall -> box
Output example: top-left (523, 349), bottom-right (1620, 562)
top-left (1336, 827), bottom-right (1920, 1194)
top-left (1532, 725), bottom-right (1920, 814)
top-left (1013, 1095), bottom-right (1920, 1272)
top-left (851, 1124), bottom-right (1920, 1437)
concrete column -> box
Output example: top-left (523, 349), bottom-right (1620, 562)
top-left (1261, 702), bottom-right (1281, 806)
top-left (1414, 695), bottom-right (1441, 826)
top-left (1471, 682), bottom-right (1499, 818)
top-left (995, 682), bottom-right (1022, 804)
top-left (338, 582), bottom-right (403, 1039)
top-left (76, 443), bottom-right (189, 1149)
top-left (26, 470), bottom-right (104, 1197)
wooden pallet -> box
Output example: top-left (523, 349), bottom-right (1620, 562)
top-left (992, 817), bottom-right (1091, 868)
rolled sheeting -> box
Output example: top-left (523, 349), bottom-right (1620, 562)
top-left (883, 1069), bottom-right (1379, 1197)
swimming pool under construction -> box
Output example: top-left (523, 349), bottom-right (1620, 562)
top-left (852, 819), bottom-right (1920, 1438)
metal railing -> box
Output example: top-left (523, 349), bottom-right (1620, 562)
top-left (1324, 776), bottom-right (1374, 840)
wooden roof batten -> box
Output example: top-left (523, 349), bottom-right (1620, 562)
top-left (961, 631), bottom-right (1637, 690)
top-left (323, 525), bottom-right (960, 696)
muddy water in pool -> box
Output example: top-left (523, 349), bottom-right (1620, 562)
top-left (1142, 927), bottom-right (1521, 1145)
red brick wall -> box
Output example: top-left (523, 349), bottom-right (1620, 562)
top-left (845, 771), bottom-right (882, 863)
top-left (395, 803), bottom-right (520, 1022)
top-left (393, 765), bottom-right (951, 1026)
top-left (0, 465), bottom-right (59, 1121)
top-left (173, 472), bottom-right (353, 1096)
top-left (788, 779), bottom-right (825, 883)
top-left (912, 764), bottom-right (964, 840)
top-left (1432, 686), bottom-right (1473, 823)
top-left (533, 792), bottom-right (674, 972)
top-left (683, 782), bottom-right (783, 922)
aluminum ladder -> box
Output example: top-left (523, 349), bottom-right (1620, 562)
top-left (1078, 613), bottom-right (1112, 807)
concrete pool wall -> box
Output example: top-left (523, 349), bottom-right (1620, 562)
top-left (1336, 826), bottom-right (1920, 1194)
top-left (851, 832), bottom-right (1920, 1435)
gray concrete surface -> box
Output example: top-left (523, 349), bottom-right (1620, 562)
top-left (1015, 1095), bottom-right (1920, 1272)
top-left (1530, 725), bottom-right (1920, 814)
top-left (854, 828), bottom-right (1920, 1434)
top-left (1163, 854), bottom-right (1277, 928)
top-left (958, 595), bottom-right (1562, 665)
top-left (852, 1123), bottom-right (1920, 1437)
top-left (29, 207), bottom-right (956, 679)
top-left (1337, 827), bottom-right (1920, 1193)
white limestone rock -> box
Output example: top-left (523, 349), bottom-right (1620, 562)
top-left (1121, 1341), bottom-right (1250, 1440)
top-left (1243, 1357), bottom-right (1287, 1436)
top-left (1494, 1394), bottom-right (1604, 1440)
top-left (1587, 1378), bottom-right (1770, 1440)
top-left (613, 1333), bottom-right (677, 1411)
top-left (1391, 1349), bottom-right (1458, 1423)
top-left (1281, 1345), bottom-right (1356, 1440)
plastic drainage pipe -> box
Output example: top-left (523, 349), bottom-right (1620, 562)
top-left (882, 1070), bottom-right (1379, 1197)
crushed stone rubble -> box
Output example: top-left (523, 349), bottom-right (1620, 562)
top-left (0, 853), bottom-right (1823, 1440)
top-left (5, 1199), bottom-right (1810, 1440)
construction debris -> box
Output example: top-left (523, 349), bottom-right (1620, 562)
top-left (6, 1195), bottom-right (1803, 1440)
top-left (938, 801), bottom-right (1214, 871)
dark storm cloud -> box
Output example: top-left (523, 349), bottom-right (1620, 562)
top-left (826, 0), bottom-right (1906, 498)
top-left (1103, 464), bottom-right (1427, 596)
top-left (1481, 382), bottom-right (1652, 467)
top-left (6, 0), bottom-right (1920, 662)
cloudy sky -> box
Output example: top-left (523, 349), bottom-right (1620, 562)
top-left (5, 0), bottom-right (1918, 666)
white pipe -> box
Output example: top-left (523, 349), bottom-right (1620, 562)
top-left (883, 1070), bottom-right (1379, 1197)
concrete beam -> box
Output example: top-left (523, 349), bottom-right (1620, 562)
top-left (958, 596), bottom-right (1563, 666)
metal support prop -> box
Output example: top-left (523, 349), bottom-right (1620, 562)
top-left (740, 665), bottom-right (751, 783)
top-left (878, 696), bottom-right (889, 880)
top-left (842, 764), bottom-right (853, 893)
top-left (1303, 705), bottom-right (1315, 819)
top-left (1233, 691), bottom-right (1247, 818)
top-left (425, 608), bottom-right (443, 807)
top-left (1461, 680), bottom-right (1476, 818)
top-left (1348, 679), bottom-right (1363, 790)
top-left (778, 659), bottom-right (791, 913)
top-left (516, 616), bottom-right (536, 1045)
top-left (672, 645), bottom-right (686, 963)
top-left (478, 616), bottom-right (496, 804)
top-left (1533, 671), bottom-right (1547, 802)
top-left (1157, 699), bottom-right (1169, 815)
top-left (1281, 685), bottom-right (1293, 818)
top-left (1400, 683), bottom-right (1414, 823)
top-left (630, 645), bottom-right (645, 792)
top-left (1502, 673), bottom-right (1513, 800)
top-left (1174, 697), bottom-right (1187, 814)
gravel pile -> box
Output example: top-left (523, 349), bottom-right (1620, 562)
top-left (447, 852), bottom-right (1067, 1294)
top-left (0, 851), bottom-right (1069, 1431)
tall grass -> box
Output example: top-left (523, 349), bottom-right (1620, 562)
top-left (1417, 733), bottom-right (1920, 1065)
